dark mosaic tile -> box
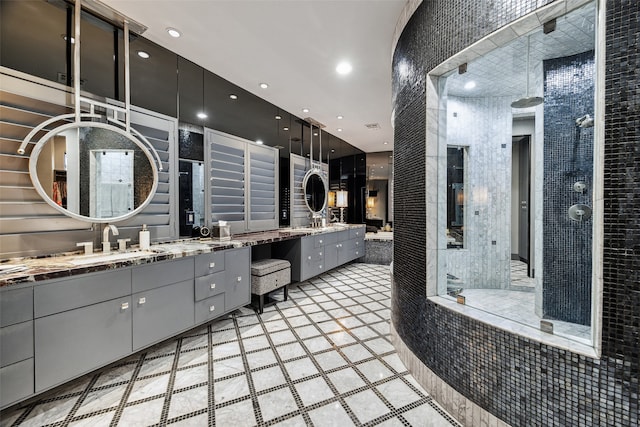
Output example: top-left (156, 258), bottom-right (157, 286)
top-left (391, 0), bottom-right (639, 426)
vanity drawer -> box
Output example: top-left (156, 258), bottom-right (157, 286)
top-left (0, 321), bottom-right (33, 367)
top-left (132, 257), bottom-right (194, 293)
top-left (35, 269), bottom-right (131, 317)
top-left (0, 358), bottom-right (33, 408)
top-left (0, 287), bottom-right (33, 327)
top-left (195, 270), bottom-right (226, 301)
top-left (195, 251), bottom-right (225, 277)
top-left (320, 231), bottom-right (338, 245)
top-left (195, 293), bottom-right (225, 324)
top-left (349, 227), bottom-right (364, 240)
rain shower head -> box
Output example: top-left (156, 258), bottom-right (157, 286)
top-left (511, 96), bottom-right (544, 108)
top-left (511, 34), bottom-right (544, 109)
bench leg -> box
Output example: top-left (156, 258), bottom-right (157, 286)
top-left (284, 285), bottom-right (288, 301)
top-left (258, 294), bottom-right (265, 314)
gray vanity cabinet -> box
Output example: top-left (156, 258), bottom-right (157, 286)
top-left (274, 227), bottom-right (366, 283)
top-left (131, 258), bottom-right (195, 351)
top-left (33, 269), bottom-right (133, 392)
top-left (132, 279), bottom-right (194, 350)
top-left (0, 287), bottom-right (34, 407)
top-left (223, 247), bottom-right (251, 310)
top-left (194, 252), bottom-right (226, 324)
top-left (34, 297), bottom-right (132, 392)
top-left (300, 236), bottom-right (324, 282)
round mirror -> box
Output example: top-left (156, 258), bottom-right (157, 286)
top-left (302, 169), bottom-right (327, 214)
top-left (29, 122), bottom-right (159, 223)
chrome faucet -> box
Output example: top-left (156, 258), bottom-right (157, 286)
top-left (102, 224), bottom-right (119, 254)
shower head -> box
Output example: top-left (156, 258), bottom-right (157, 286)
top-left (576, 114), bottom-right (594, 128)
top-left (511, 96), bottom-right (544, 108)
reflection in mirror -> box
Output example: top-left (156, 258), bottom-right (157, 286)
top-left (365, 151), bottom-right (393, 230)
top-left (32, 123), bottom-right (157, 222)
top-left (90, 149), bottom-right (134, 217)
top-left (303, 170), bottom-right (327, 214)
top-left (446, 146), bottom-right (465, 248)
top-left (179, 159), bottom-right (205, 236)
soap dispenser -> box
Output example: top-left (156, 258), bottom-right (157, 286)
top-left (139, 224), bottom-right (150, 250)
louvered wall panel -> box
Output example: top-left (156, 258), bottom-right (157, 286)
top-left (290, 154), bottom-right (309, 228)
top-left (248, 144), bottom-right (278, 231)
top-left (0, 71), bottom-right (178, 257)
top-left (207, 129), bottom-right (246, 234)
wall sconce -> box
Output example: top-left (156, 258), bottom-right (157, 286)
top-left (327, 191), bottom-right (336, 208)
top-left (367, 197), bottom-right (375, 209)
top-left (336, 190), bottom-right (348, 222)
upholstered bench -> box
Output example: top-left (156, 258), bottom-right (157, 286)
top-left (250, 259), bottom-right (291, 314)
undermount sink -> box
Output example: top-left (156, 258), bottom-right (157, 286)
top-left (68, 249), bottom-right (158, 266)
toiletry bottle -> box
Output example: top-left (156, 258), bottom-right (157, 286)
top-left (139, 224), bottom-right (150, 250)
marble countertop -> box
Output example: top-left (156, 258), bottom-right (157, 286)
top-left (365, 231), bottom-right (394, 241)
top-left (0, 225), bottom-right (364, 287)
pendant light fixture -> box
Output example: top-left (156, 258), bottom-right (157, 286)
top-left (511, 34), bottom-right (544, 108)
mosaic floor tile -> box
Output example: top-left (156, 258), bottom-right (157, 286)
top-left (344, 389), bottom-right (389, 424)
top-left (0, 263), bottom-right (460, 427)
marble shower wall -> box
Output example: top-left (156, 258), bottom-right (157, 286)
top-left (445, 96), bottom-right (513, 289)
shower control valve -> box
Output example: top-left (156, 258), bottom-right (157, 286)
top-left (573, 181), bottom-right (587, 193)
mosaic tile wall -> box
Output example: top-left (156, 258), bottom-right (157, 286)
top-left (391, 0), bottom-right (639, 425)
top-left (542, 51), bottom-right (595, 326)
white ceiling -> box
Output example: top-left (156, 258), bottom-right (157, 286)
top-left (101, 0), bottom-right (407, 154)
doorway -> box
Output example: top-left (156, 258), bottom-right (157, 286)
top-left (511, 135), bottom-right (532, 276)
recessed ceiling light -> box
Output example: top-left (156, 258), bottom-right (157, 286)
top-left (61, 34), bottom-right (75, 44)
top-left (166, 27), bottom-right (181, 38)
top-left (464, 81), bottom-right (476, 90)
top-left (137, 51), bottom-right (150, 59)
top-left (229, 94), bottom-right (238, 100)
top-left (331, 149), bottom-right (335, 153)
top-left (283, 127), bottom-right (289, 131)
top-left (337, 128), bottom-right (343, 132)
top-left (313, 132), bottom-right (318, 136)
top-left (259, 83), bottom-right (269, 89)
top-left (384, 141), bottom-right (388, 145)
top-left (337, 115), bottom-right (343, 120)
top-left (197, 112), bottom-right (207, 119)
top-left (380, 166), bottom-right (384, 169)
top-left (256, 140), bottom-right (263, 145)
top-left (302, 108), bottom-right (310, 113)
top-left (336, 61), bottom-right (352, 75)
top-left (275, 115), bottom-right (282, 120)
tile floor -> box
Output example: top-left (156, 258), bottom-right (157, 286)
top-left (0, 263), bottom-right (460, 427)
top-left (458, 260), bottom-right (590, 341)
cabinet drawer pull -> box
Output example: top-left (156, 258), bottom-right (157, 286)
top-left (121, 302), bottom-right (129, 310)
top-left (319, 265), bottom-right (322, 269)
top-left (210, 283), bottom-right (216, 289)
top-left (138, 297), bottom-right (146, 305)
top-left (319, 239), bottom-right (323, 244)
top-left (308, 256), bottom-right (312, 260)
top-left (356, 251), bottom-right (359, 255)
top-left (237, 276), bottom-right (242, 282)
top-left (319, 252), bottom-right (322, 256)
top-left (209, 262), bottom-right (216, 268)
top-left (209, 305), bottom-right (216, 312)
top-left (355, 242), bottom-right (359, 246)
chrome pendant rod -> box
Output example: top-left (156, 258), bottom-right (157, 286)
top-left (309, 122), bottom-right (314, 164)
top-left (74, 0), bottom-right (81, 123)
top-left (124, 20), bottom-right (131, 132)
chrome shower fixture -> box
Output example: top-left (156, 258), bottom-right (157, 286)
top-left (576, 114), bottom-right (594, 128)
